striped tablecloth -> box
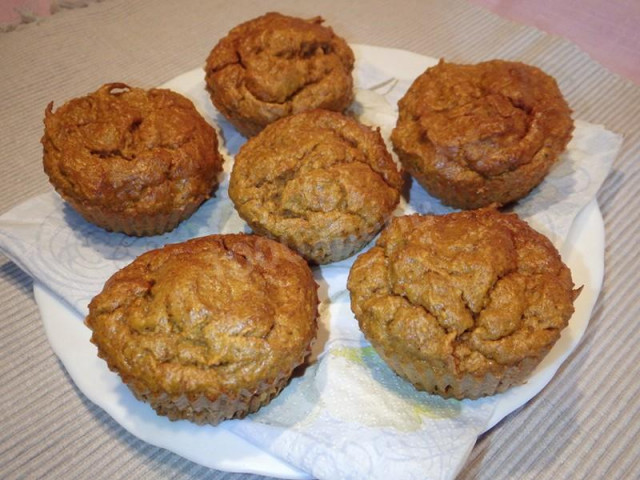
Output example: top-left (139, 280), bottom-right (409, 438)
top-left (1, 1), bottom-right (638, 479)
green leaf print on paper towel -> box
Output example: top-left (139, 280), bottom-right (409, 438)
top-left (328, 345), bottom-right (461, 430)
top-left (251, 342), bottom-right (461, 433)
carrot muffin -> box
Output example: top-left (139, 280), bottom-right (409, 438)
top-left (86, 234), bottom-right (318, 425)
top-left (347, 209), bottom-right (580, 399)
top-left (204, 12), bottom-right (355, 137)
top-left (228, 109), bottom-right (404, 264)
top-left (42, 83), bottom-right (223, 236)
top-left (391, 60), bottom-right (574, 209)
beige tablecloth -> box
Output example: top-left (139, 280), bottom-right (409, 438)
top-left (1, 1), bottom-right (639, 479)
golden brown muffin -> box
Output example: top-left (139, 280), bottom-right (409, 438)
top-left (228, 109), bottom-right (404, 264)
top-left (42, 83), bottom-right (223, 236)
top-left (347, 209), bottom-right (580, 399)
top-left (86, 234), bottom-right (318, 425)
top-left (204, 12), bottom-right (355, 137)
top-left (391, 60), bottom-right (574, 209)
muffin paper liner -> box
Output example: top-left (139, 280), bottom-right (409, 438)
top-left (379, 348), bottom-right (549, 400)
top-left (246, 218), bottom-right (387, 265)
top-left (64, 196), bottom-right (207, 237)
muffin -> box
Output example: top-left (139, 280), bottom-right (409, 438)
top-left (228, 109), bottom-right (404, 264)
top-left (42, 83), bottom-right (223, 236)
top-left (391, 60), bottom-right (574, 209)
top-left (204, 12), bottom-right (355, 137)
top-left (86, 233), bottom-right (318, 425)
top-left (347, 209), bottom-right (580, 399)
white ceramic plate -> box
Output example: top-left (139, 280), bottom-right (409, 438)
top-left (34, 45), bottom-right (605, 478)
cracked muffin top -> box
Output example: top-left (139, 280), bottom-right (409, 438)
top-left (228, 109), bottom-right (404, 264)
top-left (391, 60), bottom-right (573, 209)
top-left (42, 83), bottom-right (223, 235)
top-left (347, 209), bottom-right (580, 398)
top-left (86, 233), bottom-right (318, 403)
top-left (204, 12), bottom-right (355, 137)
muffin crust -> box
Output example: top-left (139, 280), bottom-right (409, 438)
top-left (348, 209), bottom-right (580, 399)
top-left (86, 234), bottom-right (318, 424)
top-left (205, 12), bottom-right (355, 137)
top-left (391, 60), bottom-right (574, 209)
top-left (42, 83), bottom-right (223, 236)
top-left (229, 109), bottom-right (404, 264)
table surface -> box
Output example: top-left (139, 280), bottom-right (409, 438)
top-left (1, 1), bottom-right (639, 479)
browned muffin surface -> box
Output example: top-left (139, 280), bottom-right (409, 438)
top-left (347, 209), bottom-right (580, 399)
top-left (42, 83), bottom-right (223, 235)
top-left (391, 60), bottom-right (574, 209)
top-left (229, 109), bottom-right (404, 264)
top-left (86, 234), bottom-right (318, 424)
top-left (205, 12), bottom-right (355, 137)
